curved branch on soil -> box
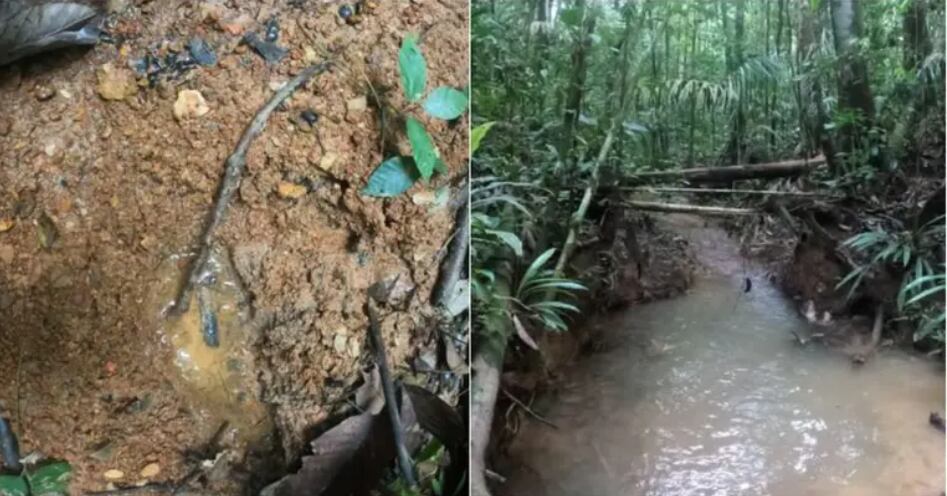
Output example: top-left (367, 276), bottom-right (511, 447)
top-left (366, 303), bottom-right (418, 488)
top-left (432, 191), bottom-right (470, 307)
top-left (170, 62), bottom-right (331, 315)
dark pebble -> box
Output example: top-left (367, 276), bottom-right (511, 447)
top-left (188, 37), bottom-right (218, 67)
top-left (300, 109), bottom-right (319, 125)
top-left (243, 32), bottom-right (287, 65)
top-left (265, 18), bottom-right (280, 43)
top-left (339, 4), bottom-right (353, 19)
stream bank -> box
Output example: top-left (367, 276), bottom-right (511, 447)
top-left (499, 214), bottom-right (945, 496)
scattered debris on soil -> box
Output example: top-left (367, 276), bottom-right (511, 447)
top-left (0, 0), bottom-right (469, 493)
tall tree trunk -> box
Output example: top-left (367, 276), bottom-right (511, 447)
top-left (723, 0), bottom-right (746, 164)
top-left (902, 0), bottom-right (933, 169)
top-left (796, 0), bottom-right (836, 169)
top-left (829, 0), bottom-right (876, 161)
top-left (560, 0), bottom-right (596, 161)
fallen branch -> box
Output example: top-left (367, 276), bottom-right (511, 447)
top-left (621, 186), bottom-right (837, 197)
top-left (627, 155), bottom-right (826, 183)
top-left (170, 62), bottom-right (331, 314)
top-left (432, 189), bottom-right (470, 307)
top-left (366, 303), bottom-right (417, 488)
top-left (501, 389), bottom-right (558, 430)
top-left (552, 124), bottom-right (617, 278)
top-left (623, 200), bottom-right (758, 216)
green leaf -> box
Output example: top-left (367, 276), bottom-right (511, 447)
top-left (399, 34), bottom-right (427, 103)
top-left (406, 117), bottom-right (439, 180)
top-left (27, 461), bottom-right (72, 496)
top-left (486, 230), bottom-right (523, 257)
top-left (0, 475), bottom-right (28, 496)
top-left (423, 87), bottom-right (468, 120)
top-left (362, 156), bottom-right (419, 197)
top-left (470, 122), bottom-right (495, 155)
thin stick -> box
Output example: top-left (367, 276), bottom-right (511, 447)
top-left (432, 193), bottom-right (470, 307)
top-left (170, 62), bottom-right (331, 314)
top-left (501, 389), bottom-right (558, 429)
top-left (366, 304), bottom-right (417, 487)
top-left (623, 200), bottom-right (758, 216)
top-left (621, 186), bottom-right (838, 197)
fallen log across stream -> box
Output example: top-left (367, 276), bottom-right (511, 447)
top-left (622, 186), bottom-right (839, 198)
top-left (627, 155), bottom-right (826, 183)
top-left (623, 200), bottom-right (758, 216)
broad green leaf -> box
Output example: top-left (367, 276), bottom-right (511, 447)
top-left (27, 461), bottom-right (72, 495)
top-left (486, 230), bottom-right (523, 257)
top-left (0, 476), bottom-right (27, 496)
top-left (362, 156), bottom-right (419, 197)
top-left (470, 122), bottom-right (495, 155)
top-left (406, 117), bottom-right (439, 180)
top-left (399, 34), bottom-right (426, 103)
top-left (423, 87), bottom-right (468, 120)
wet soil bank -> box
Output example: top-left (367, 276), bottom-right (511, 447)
top-left (488, 208), bottom-right (697, 471)
top-left (0, 1), bottom-right (468, 493)
top-left (499, 214), bottom-right (945, 496)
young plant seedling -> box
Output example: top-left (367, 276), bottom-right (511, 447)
top-left (362, 34), bottom-right (469, 197)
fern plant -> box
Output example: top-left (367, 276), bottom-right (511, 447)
top-left (837, 215), bottom-right (945, 345)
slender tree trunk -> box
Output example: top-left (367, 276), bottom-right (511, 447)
top-left (902, 0), bottom-right (933, 169)
top-left (560, 0), bottom-right (596, 161)
top-left (829, 0), bottom-right (876, 161)
top-left (723, 0), bottom-right (747, 164)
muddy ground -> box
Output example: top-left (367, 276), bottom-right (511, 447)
top-left (0, 0), bottom-right (468, 493)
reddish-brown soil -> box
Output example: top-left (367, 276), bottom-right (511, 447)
top-left (0, 0), bottom-right (468, 493)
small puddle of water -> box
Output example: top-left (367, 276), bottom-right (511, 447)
top-left (148, 251), bottom-right (272, 447)
top-left (503, 218), bottom-right (945, 496)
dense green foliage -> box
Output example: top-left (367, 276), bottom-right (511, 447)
top-left (472, 0), bottom-right (945, 349)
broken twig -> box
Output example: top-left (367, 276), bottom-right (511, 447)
top-left (366, 304), bottom-right (417, 487)
top-left (432, 190), bottom-right (470, 307)
top-left (501, 389), bottom-right (558, 430)
top-left (171, 62), bottom-right (331, 314)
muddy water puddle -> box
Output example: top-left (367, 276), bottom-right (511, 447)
top-left (504, 219), bottom-right (945, 496)
top-left (147, 251), bottom-right (272, 447)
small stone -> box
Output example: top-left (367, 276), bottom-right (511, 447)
top-left (276, 181), bottom-right (307, 199)
top-left (34, 85), bottom-right (56, 101)
top-left (173, 90), bottom-right (210, 121)
top-left (0, 218), bottom-right (14, 233)
top-left (346, 96), bottom-right (367, 113)
top-left (411, 190), bottom-right (436, 205)
top-left (268, 80), bottom-right (286, 92)
top-left (0, 245), bottom-right (14, 264)
top-left (139, 463), bottom-right (160, 478)
top-left (300, 109), bottom-right (319, 126)
top-left (219, 13), bottom-right (254, 36)
top-left (303, 46), bottom-right (317, 63)
top-left (96, 63), bottom-right (136, 101)
top-left (199, 1), bottom-right (227, 23)
top-left (318, 152), bottom-right (338, 171)
top-left (104, 469), bottom-right (125, 480)
top-left (333, 334), bottom-right (348, 354)
top-left (0, 118), bottom-right (11, 136)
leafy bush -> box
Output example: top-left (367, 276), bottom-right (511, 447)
top-left (362, 34), bottom-right (469, 197)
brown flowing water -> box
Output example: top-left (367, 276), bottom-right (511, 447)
top-left (503, 215), bottom-right (945, 496)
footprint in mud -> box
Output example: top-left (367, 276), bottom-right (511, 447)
top-left (149, 250), bottom-right (272, 447)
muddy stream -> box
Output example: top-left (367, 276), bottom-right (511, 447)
top-left (503, 215), bottom-right (945, 496)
